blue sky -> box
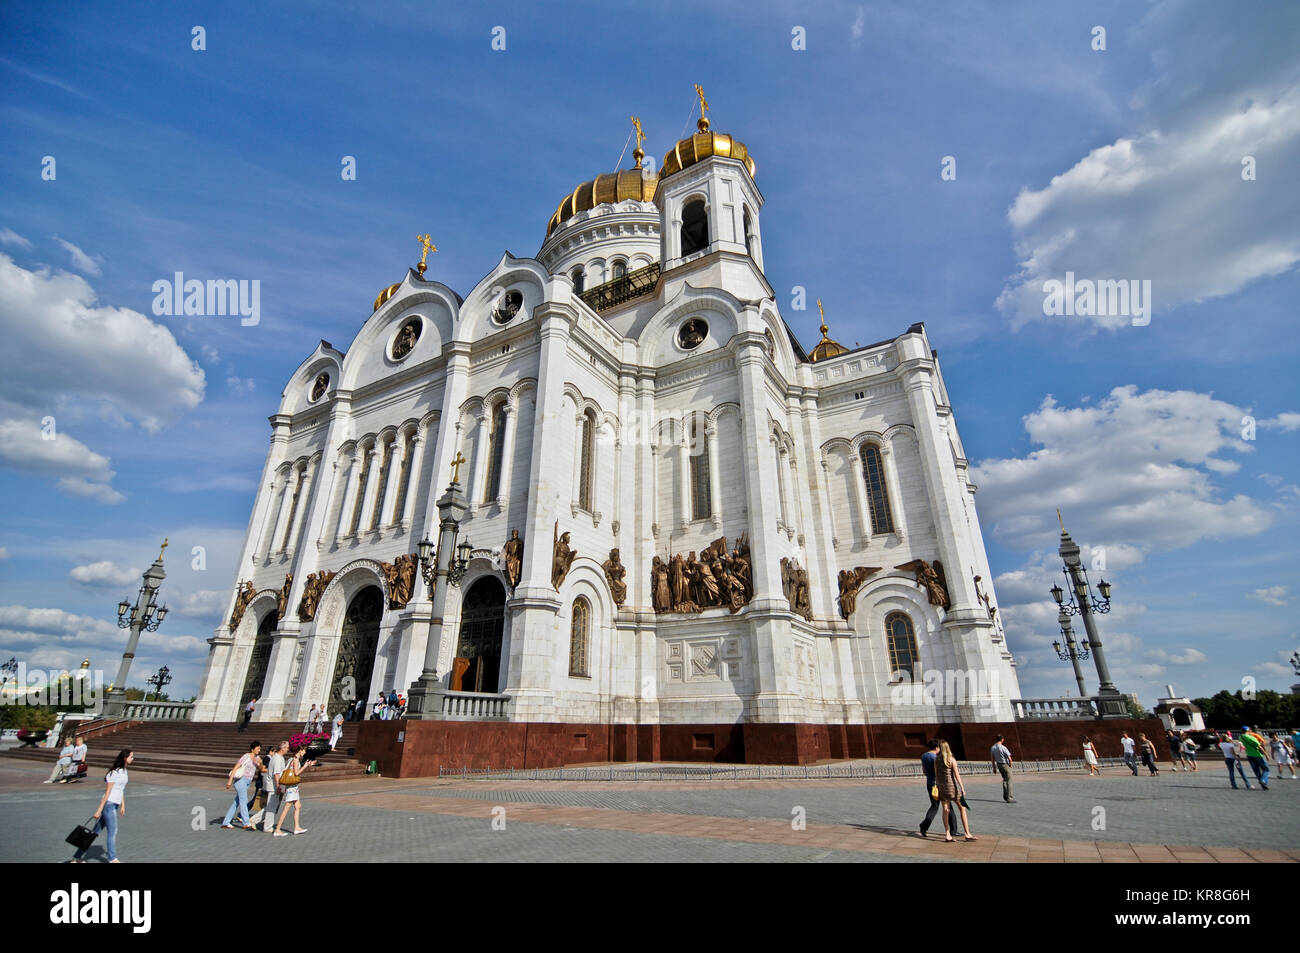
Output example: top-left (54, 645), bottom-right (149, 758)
top-left (1, 0), bottom-right (1296, 705)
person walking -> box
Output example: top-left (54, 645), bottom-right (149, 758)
top-left (386, 689), bottom-right (399, 720)
top-left (918, 739), bottom-right (962, 838)
top-left (1240, 726), bottom-right (1270, 790)
top-left (1120, 731), bottom-right (1139, 776)
top-left (70, 749), bottom-right (132, 863)
top-left (1268, 733), bottom-right (1295, 780)
top-left (935, 741), bottom-right (976, 842)
top-left (1165, 729), bottom-right (1184, 771)
top-left (1219, 733), bottom-right (1252, 789)
top-left (1081, 735), bottom-right (1100, 776)
top-left (329, 712), bottom-right (344, 751)
top-left (260, 741), bottom-right (289, 833)
top-left (991, 735), bottom-right (1015, 803)
top-left (1180, 733), bottom-right (1199, 772)
top-left (239, 697), bottom-right (257, 733)
top-left (221, 741), bottom-right (262, 830)
top-left (1137, 733), bottom-right (1159, 775)
top-left (273, 743), bottom-right (318, 836)
top-left (46, 736), bottom-right (75, 784)
top-left (304, 704), bottom-right (318, 734)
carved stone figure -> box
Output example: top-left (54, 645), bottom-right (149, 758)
top-left (384, 553), bottom-right (418, 609)
top-left (780, 557), bottom-right (812, 621)
top-left (651, 556), bottom-right (670, 613)
top-left (602, 548), bottom-right (627, 606)
top-left (229, 580), bottom-right (255, 631)
top-left (503, 529), bottom-right (523, 590)
top-left (895, 559), bottom-right (950, 610)
top-left (276, 573), bottom-right (294, 621)
top-left (678, 318), bottom-right (707, 350)
top-left (392, 319), bottom-right (420, 360)
top-left (973, 573), bottom-right (996, 620)
top-left (310, 374), bottom-right (329, 401)
top-left (297, 570), bottom-right (336, 622)
top-left (837, 566), bottom-right (882, 620)
top-left (551, 521), bottom-right (576, 589)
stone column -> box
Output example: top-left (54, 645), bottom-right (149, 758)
top-left (881, 442), bottom-right (907, 540)
top-left (772, 437), bottom-right (789, 534)
top-left (335, 451), bottom-right (361, 540)
top-left (468, 411), bottom-right (490, 512)
top-left (705, 419), bottom-right (721, 529)
top-left (382, 434), bottom-right (405, 527)
top-left (357, 442), bottom-right (381, 536)
top-left (677, 423), bottom-right (691, 532)
top-left (272, 466), bottom-right (298, 555)
top-left (733, 332), bottom-right (782, 603)
top-left (571, 412), bottom-right (586, 512)
top-left (495, 405), bottom-right (516, 508)
top-left (850, 447), bottom-right (874, 545)
top-left (286, 460), bottom-right (317, 554)
top-left (401, 432), bottom-right (425, 528)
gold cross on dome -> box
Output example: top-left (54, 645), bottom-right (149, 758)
top-left (816, 298), bottom-right (828, 336)
top-left (631, 116), bottom-right (645, 149)
top-left (416, 234), bottom-right (436, 275)
top-left (157, 537), bottom-right (169, 561)
top-left (450, 451), bottom-right (466, 484)
top-left (694, 84), bottom-right (709, 119)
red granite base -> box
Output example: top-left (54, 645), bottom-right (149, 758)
top-left (357, 717), bottom-right (1169, 778)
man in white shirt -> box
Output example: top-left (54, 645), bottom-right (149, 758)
top-left (305, 704), bottom-right (318, 734)
top-left (45, 738), bottom-right (74, 783)
top-left (990, 735), bottom-right (1015, 803)
top-left (1120, 732), bottom-right (1138, 775)
top-left (1219, 733), bottom-right (1252, 790)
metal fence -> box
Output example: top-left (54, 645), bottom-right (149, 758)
top-left (437, 756), bottom-right (1126, 782)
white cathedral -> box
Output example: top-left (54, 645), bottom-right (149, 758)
top-left (194, 101), bottom-right (1020, 755)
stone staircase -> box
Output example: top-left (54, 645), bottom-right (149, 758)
top-left (5, 720), bottom-right (371, 782)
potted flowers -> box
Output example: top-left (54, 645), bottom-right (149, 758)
top-left (15, 728), bottom-right (50, 747)
top-left (290, 732), bottom-right (330, 763)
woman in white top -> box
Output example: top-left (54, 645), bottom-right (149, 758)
top-left (72, 749), bottom-right (132, 862)
top-left (1081, 736), bottom-right (1100, 776)
top-left (1272, 734), bottom-right (1297, 779)
top-left (273, 744), bottom-right (318, 836)
top-left (329, 713), bottom-right (343, 751)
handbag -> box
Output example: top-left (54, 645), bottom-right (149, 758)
top-left (65, 816), bottom-right (99, 850)
top-left (279, 767), bottom-right (301, 786)
top-left (930, 785), bottom-right (938, 800)
top-left (958, 794), bottom-right (971, 811)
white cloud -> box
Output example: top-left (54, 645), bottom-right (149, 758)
top-left (52, 237), bottom-right (103, 277)
top-left (176, 589), bottom-right (226, 618)
top-left (850, 7), bottom-right (865, 46)
top-left (0, 416), bottom-right (123, 503)
top-left (0, 547), bottom-right (8, 559)
top-left (0, 605), bottom-right (119, 639)
top-left (996, 82), bottom-right (1300, 327)
top-left (226, 375), bottom-right (255, 396)
top-left (1247, 585), bottom-right (1289, 607)
top-left (1146, 647), bottom-right (1208, 666)
top-left (1260, 413), bottom-right (1300, 432)
top-left (1257, 662), bottom-right (1293, 678)
top-left (69, 560), bottom-right (142, 588)
top-left (0, 228), bottom-right (31, 249)
top-left (972, 386), bottom-right (1273, 554)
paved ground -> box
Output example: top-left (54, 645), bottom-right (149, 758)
top-left (3, 756), bottom-right (1296, 863)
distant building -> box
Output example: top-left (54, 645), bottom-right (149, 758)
top-left (1152, 684), bottom-right (1204, 731)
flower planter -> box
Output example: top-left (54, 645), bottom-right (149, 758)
top-left (16, 730), bottom-right (49, 747)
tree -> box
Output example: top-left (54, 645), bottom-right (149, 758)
top-left (1125, 697), bottom-right (1146, 719)
top-left (1194, 689), bottom-right (1298, 729)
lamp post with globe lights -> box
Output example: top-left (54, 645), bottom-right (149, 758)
top-left (1050, 514), bottom-right (1126, 717)
top-left (1051, 608), bottom-right (1090, 698)
top-left (104, 540), bottom-right (170, 717)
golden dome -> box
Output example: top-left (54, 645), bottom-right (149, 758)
top-left (808, 298), bottom-right (848, 362)
top-left (661, 118), bottom-right (756, 180)
top-left (373, 281), bottom-right (401, 312)
top-left (546, 168), bottom-right (659, 239)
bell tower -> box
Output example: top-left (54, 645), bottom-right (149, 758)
top-left (656, 86), bottom-right (765, 274)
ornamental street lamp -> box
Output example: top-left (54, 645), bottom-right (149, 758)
top-left (104, 540), bottom-right (170, 717)
top-left (1051, 608), bottom-right (1090, 698)
top-left (1, 657), bottom-right (16, 686)
top-left (1050, 514), bottom-right (1126, 717)
top-left (406, 453), bottom-right (471, 719)
top-left (146, 665), bottom-right (172, 702)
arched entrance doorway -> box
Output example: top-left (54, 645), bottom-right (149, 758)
top-left (453, 577), bottom-right (505, 693)
top-left (328, 586), bottom-right (383, 715)
top-left (239, 611), bottom-right (276, 711)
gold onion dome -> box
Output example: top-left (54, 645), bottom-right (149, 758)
top-left (546, 167), bottom-right (658, 239)
top-left (373, 282), bottom-right (401, 312)
top-left (808, 298), bottom-right (848, 362)
top-left (661, 115), bottom-right (756, 180)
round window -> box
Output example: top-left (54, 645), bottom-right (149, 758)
top-left (391, 318), bottom-right (421, 361)
top-left (677, 318), bottom-right (708, 350)
top-left (310, 373), bottom-right (329, 402)
top-left (492, 290), bottom-right (523, 325)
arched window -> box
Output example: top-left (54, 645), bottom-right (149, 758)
top-left (681, 198), bottom-right (708, 256)
top-left (484, 403), bottom-right (507, 503)
top-left (571, 267), bottom-right (585, 294)
top-left (578, 409), bottom-right (595, 511)
top-left (859, 444), bottom-right (895, 534)
top-left (743, 207), bottom-right (754, 256)
top-left (569, 597), bottom-right (591, 677)
top-left (886, 612), bottom-right (919, 679)
top-left (689, 416), bottom-right (711, 521)
top-left (612, 260), bottom-right (627, 279)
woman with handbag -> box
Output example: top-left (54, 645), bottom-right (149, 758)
top-left (221, 741), bottom-right (262, 830)
top-left (272, 743), bottom-right (317, 836)
top-left (935, 740), bottom-right (976, 843)
top-left (70, 749), bottom-right (132, 863)
top-left (1082, 736), bottom-right (1100, 776)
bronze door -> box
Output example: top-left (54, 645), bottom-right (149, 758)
top-left (328, 586), bottom-right (383, 716)
top-left (239, 612), bottom-right (276, 710)
top-left (455, 577), bottom-right (505, 693)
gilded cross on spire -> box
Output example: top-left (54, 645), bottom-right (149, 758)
top-left (1057, 508), bottom-right (1066, 534)
top-left (816, 298), bottom-right (828, 337)
top-left (416, 234), bottom-right (436, 277)
top-left (157, 537), bottom-right (169, 561)
top-left (631, 116), bottom-right (646, 167)
top-left (449, 450), bottom-right (467, 484)
top-left (694, 83), bottom-right (710, 132)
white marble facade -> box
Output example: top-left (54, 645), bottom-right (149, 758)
top-left (194, 121), bottom-right (1020, 728)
